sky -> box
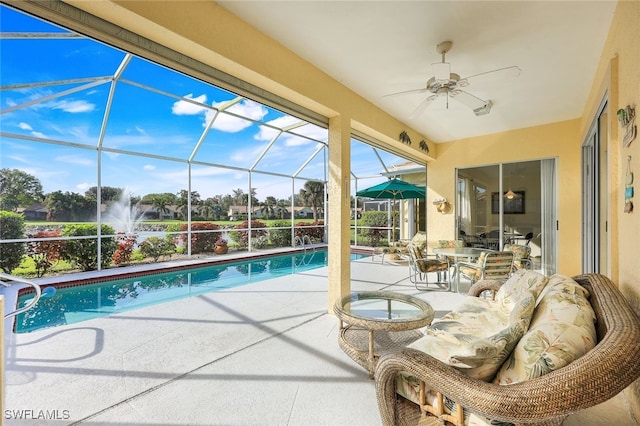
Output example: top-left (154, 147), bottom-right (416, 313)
top-left (0, 4), bottom-right (414, 202)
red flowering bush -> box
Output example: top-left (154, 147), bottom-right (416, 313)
top-left (26, 230), bottom-right (64, 277)
top-left (294, 221), bottom-right (325, 242)
top-left (231, 220), bottom-right (267, 248)
top-left (179, 222), bottom-right (220, 254)
top-left (112, 233), bottom-right (138, 266)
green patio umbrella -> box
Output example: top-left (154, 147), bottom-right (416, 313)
top-left (356, 178), bottom-right (425, 243)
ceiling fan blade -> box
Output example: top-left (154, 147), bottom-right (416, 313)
top-left (450, 90), bottom-right (488, 110)
top-left (408, 94), bottom-right (437, 119)
top-left (459, 65), bottom-right (521, 87)
top-left (432, 62), bottom-right (451, 82)
top-left (381, 88), bottom-right (428, 98)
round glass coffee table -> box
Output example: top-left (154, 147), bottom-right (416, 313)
top-left (334, 291), bottom-right (434, 379)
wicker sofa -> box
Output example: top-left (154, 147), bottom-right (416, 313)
top-left (375, 273), bottom-right (640, 426)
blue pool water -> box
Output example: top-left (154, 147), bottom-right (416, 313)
top-left (15, 250), bottom-right (369, 333)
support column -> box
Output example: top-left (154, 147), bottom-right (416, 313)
top-left (327, 114), bottom-right (351, 313)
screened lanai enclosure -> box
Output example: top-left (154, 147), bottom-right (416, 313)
top-left (0, 4), bottom-right (424, 274)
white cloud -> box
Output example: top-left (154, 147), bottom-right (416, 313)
top-left (254, 115), bottom-right (301, 141)
top-left (50, 99), bottom-right (95, 113)
top-left (76, 182), bottom-right (94, 192)
top-left (208, 99), bottom-right (268, 133)
top-left (18, 122), bottom-right (33, 131)
top-left (143, 164), bottom-right (155, 171)
top-left (31, 131), bottom-right (47, 139)
top-left (172, 94), bottom-right (208, 115)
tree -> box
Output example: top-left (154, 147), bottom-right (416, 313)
top-left (299, 181), bottom-right (325, 221)
top-left (0, 211), bottom-right (26, 273)
top-left (177, 190), bottom-right (201, 220)
top-left (0, 168), bottom-right (44, 211)
top-left (45, 190), bottom-right (95, 222)
top-left (141, 192), bottom-right (178, 205)
top-left (150, 194), bottom-right (171, 221)
top-left (260, 196), bottom-right (277, 218)
top-left (84, 186), bottom-right (123, 203)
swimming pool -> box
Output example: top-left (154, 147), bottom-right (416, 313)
top-left (15, 250), bottom-right (369, 333)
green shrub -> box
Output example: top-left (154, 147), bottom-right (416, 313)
top-left (359, 211), bottom-right (388, 246)
top-left (139, 236), bottom-right (176, 261)
top-left (0, 211), bottom-right (26, 273)
top-left (269, 221), bottom-right (291, 247)
top-left (61, 224), bottom-right (117, 271)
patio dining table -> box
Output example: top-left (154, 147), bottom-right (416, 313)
top-left (433, 246), bottom-right (486, 292)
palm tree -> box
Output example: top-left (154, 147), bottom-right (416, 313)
top-left (260, 196), bottom-right (276, 219)
top-left (151, 194), bottom-right (170, 221)
top-left (299, 181), bottom-right (325, 221)
top-left (177, 190), bottom-right (201, 220)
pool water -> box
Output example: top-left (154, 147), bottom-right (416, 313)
top-left (15, 250), bottom-right (369, 333)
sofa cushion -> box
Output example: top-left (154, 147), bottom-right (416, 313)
top-left (407, 292), bottom-right (536, 381)
top-left (494, 274), bottom-right (597, 385)
top-left (495, 269), bottom-right (549, 310)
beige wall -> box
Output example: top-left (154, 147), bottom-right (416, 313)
top-left (579, 0), bottom-right (640, 417)
top-left (426, 119), bottom-right (581, 273)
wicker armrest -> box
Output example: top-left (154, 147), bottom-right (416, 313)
top-left (375, 273), bottom-right (640, 426)
top-left (467, 279), bottom-right (503, 297)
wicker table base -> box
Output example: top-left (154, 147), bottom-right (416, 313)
top-left (334, 291), bottom-right (434, 379)
top-left (338, 326), bottom-right (424, 379)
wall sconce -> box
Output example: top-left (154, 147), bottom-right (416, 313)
top-left (433, 198), bottom-right (452, 214)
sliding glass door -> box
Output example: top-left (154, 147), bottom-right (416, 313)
top-left (456, 159), bottom-right (557, 274)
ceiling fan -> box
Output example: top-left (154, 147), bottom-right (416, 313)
top-left (383, 41), bottom-right (521, 117)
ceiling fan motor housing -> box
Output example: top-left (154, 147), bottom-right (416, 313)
top-left (426, 73), bottom-right (460, 94)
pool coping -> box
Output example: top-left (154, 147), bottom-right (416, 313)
top-left (15, 244), bottom-right (332, 295)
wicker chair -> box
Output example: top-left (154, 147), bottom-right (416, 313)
top-left (375, 273), bottom-right (640, 426)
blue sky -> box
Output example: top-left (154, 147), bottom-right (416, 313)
top-left (1, 5), bottom-right (410, 202)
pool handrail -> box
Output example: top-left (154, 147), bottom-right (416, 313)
top-left (1, 272), bottom-right (42, 320)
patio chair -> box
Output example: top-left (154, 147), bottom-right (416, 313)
top-left (407, 243), bottom-right (450, 291)
top-left (435, 239), bottom-right (465, 279)
top-left (504, 243), bottom-right (532, 270)
top-left (456, 250), bottom-right (514, 284)
top-left (378, 231), bottom-right (427, 263)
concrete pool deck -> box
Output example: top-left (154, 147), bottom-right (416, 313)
top-left (2, 252), bottom-right (636, 425)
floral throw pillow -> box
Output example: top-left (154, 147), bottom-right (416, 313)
top-left (408, 292), bottom-right (536, 382)
top-left (495, 269), bottom-right (548, 310)
top-left (494, 275), bottom-right (597, 385)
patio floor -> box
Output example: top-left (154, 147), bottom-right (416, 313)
top-left (2, 253), bottom-right (636, 425)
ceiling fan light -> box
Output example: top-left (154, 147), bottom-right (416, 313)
top-left (473, 101), bottom-right (493, 116)
top-left (505, 189), bottom-right (516, 199)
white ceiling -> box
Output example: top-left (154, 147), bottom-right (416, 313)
top-left (217, 1), bottom-right (617, 143)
